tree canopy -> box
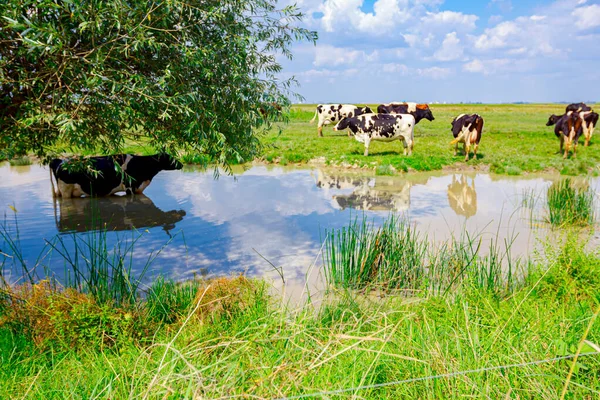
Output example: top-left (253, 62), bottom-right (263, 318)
top-left (0, 0), bottom-right (317, 164)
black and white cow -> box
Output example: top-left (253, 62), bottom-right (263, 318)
top-left (50, 153), bottom-right (183, 198)
top-left (546, 113), bottom-right (584, 159)
top-left (310, 104), bottom-right (373, 137)
top-left (566, 103), bottom-right (592, 113)
top-left (450, 114), bottom-right (484, 161)
top-left (580, 111), bottom-right (598, 147)
top-left (333, 113), bottom-right (415, 156)
top-left (376, 102), bottom-right (435, 124)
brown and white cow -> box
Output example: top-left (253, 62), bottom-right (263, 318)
top-left (376, 102), bottom-right (435, 124)
top-left (580, 111), bottom-right (598, 147)
top-left (450, 114), bottom-right (484, 161)
top-left (333, 113), bottom-right (415, 156)
top-left (309, 104), bottom-right (373, 137)
top-left (566, 103), bottom-right (592, 113)
top-left (546, 113), bottom-right (584, 159)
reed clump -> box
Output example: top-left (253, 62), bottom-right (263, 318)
top-left (324, 216), bottom-right (522, 295)
top-left (546, 178), bottom-right (595, 226)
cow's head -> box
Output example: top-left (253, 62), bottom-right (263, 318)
top-left (417, 105), bottom-right (435, 121)
top-left (157, 153), bottom-right (183, 170)
top-left (333, 118), bottom-right (351, 131)
top-left (546, 114), bottom-right (560, 126)
top-left (361, 106), bottom-right (373, 114)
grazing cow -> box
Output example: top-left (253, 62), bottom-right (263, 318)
top-left (450, 114), bottom-right (484, 162)
top-left (580, 111), bottom-right (598, 147)
top-left (333, 113), bottom-right (415, 156)
top-left (566, 103), bottom-right (592, 113)
top-left (50, 153), bottom-right (183, 198)
top-left (310, 104), bottom-right (373, 137)
top-left (546, 113), bottom-right (584, 159)
top-left (376, 102), bottom-right (435, 124)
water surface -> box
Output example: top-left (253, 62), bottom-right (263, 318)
top-left (1, 163), bottom-right (598, 299)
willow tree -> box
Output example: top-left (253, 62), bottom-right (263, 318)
top-left (0, 0), bottom-right (316, 164)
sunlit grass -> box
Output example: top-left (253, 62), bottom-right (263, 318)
top-left (546, 179), bottom-right (595, 227)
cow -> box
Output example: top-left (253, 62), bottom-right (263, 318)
top-left (546, 112), bottom-right (584, 159)
top-left (580, 111), bottom-right (598, 147)
top-left (333, 113), bottom-right (415, 156)
top-left (566, 103), bottom-right (592, 113)
top-left (376, 102), bottom-right (435, 124)
top-left (450, 114), bottom-right (484, 162)
top-left (49, 153), bottom-right (183, 198)
top-left (309, 104), bottom-right (373, 137)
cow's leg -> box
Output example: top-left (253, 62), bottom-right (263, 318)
top-left (57, 180), bottom-right (73, 198)
top-left (464, 143), bottom-right (470, 161)
top-left (473, 144), bottom-right (479, 159)
top-left (559, 135), bottom-right (564, 154)
top-left (363, 137), bottom-right (371, 156)
top-left (454, 142), bottom-right (458, 156)
top-left (318, 123), bottom-right (323, 137)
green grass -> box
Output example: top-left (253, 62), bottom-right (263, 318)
top-left (546, 179), bottom-right (596, 226)
top-left (1, 215), bottom-right (600, 398)
top-left (323, 215), bottom-right (522, 296)
top-left (8, 156), bottom-right (32, 166)
top-left (262, 103), bottom-right (600, 175)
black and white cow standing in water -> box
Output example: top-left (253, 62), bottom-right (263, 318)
top-left (450, 114), bottom-right (484, 162)
top-left (566, 103), bottom-right (592, 113)
top-left (376, 102), bottom-right (435, 124)
top-left (333, 113), bottom-right (415, 156)
top-left (546, 113), bottom-right (584, 159)
top-left (309, 104), bottom-right (373, 137)
top-left (50, 153), bottom-right (183, 198)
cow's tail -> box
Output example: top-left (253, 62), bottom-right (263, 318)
top-left (310, 108), bottom-right (318, 124)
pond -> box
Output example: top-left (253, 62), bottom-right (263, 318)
top-left (1, 162), bottom-right (599, 300)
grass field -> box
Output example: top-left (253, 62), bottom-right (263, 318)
top-left (262, 104), bottom-right (600, 175)
top-left (1, 232), bottom-right (599, 398)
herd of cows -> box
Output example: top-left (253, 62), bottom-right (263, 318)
top-left (310, 101), bottom-right (598, 161)
top-left (47, 102), bottom-right (598, 199)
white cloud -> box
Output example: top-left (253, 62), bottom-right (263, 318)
top-left (417, 66), bottom-right (452, 79)
top-left (320, 0), bottom-right (411, 35)
top-left (474, 21), bottom-right (520, 50)
top-left (434, 32), bottom-right (463, 61)
top-left (572, 4), bottom-right (600, 30)
top-left (313, 45), bottom-right (379, 67)
top-left (421, 11), bottom-right (479, 32)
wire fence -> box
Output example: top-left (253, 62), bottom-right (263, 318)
top-left (273, 351), bottom-right (600, 400)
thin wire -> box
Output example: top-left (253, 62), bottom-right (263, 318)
top-left (273, 351), bottom-right (600, 400)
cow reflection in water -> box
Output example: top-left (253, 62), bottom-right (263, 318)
top-left (447, 175), bottom-right (477, 218)
top-left (56, 194), bottom-right (186, 234)
top-left (316, 170), bottom-right (412, 212)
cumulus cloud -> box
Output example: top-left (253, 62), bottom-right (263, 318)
top-left (421, 11), bottom-right (479, 32)
top-left (434, 32), bottom-right (463, 61)
top-left (321, 0), bottom-right (411, 35)
top-left (313, 45), bottom-right (379, 67)
top-left (572, 4), bottom-right (600, 30)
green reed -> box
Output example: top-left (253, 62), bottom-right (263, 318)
top-left (547, 179), bottom-right (595, 227)
top-left (323, 215), bottom-right (525, 296)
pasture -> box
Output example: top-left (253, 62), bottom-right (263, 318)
top-left (262, 103), bottom-right (600, 175)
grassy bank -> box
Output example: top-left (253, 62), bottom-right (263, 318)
top-left (262, 104), bottom-right (600, 175)
top-left (1, 218), bottom-right (600, 398)
top-left (11, 103), bottom-right (599, 176)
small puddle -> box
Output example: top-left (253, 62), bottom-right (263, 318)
top-left (1, 162), bottom-right (598, 301)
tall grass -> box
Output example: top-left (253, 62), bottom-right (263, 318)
top-left (8, 156), bottom-right (32, 166)
top-left (324, 215), bottom-right (525, 296)
top-left (547, 179), bottom-right (595, 226)
top-left (0, 211), bottom-right (175, 307)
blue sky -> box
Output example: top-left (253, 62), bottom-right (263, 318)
top-left (279, 0), bottom-right (600, 103)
